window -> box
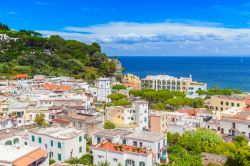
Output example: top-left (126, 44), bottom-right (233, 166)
top-left (79, 136), bottom-right (82, 142)
top-left (232, 103), bottom-right (234, 106)
top-left (248, 125), bottom-right (250, 128)
top-left (113, 158), bottom-right (118, 162)
top-left (158, 142), bottom-right (160, 150)
top-left (144, 117), bottom-right (147, 123)
top-left (50, 140), bottom-right (53, 147)
top-left (226, 102), bottom-right (229, 106)
top-left (58, 142), bottom-right (62, 149)
top-left (32, 135), bottom-right (35, 142)
top-left (97, 137), bottom-right (101, 143)
top-left (133, 141), bottom-right (137, 146)
top-left (237, 103), bottom-right (240, 107)
top-left (38, 137), bottom-right (42, 143)
top-left (139, 161), bottom-right (146, 166)
top-left (58, 154), bottom-right (62, 161)
top-left (122, 139), bottom-right (126, 144)
top-left (139, 142), bottom-right (143, 147)
top-left (13, 138), bottom-right (19, 144)
top-left (221, 101), bottom-right (223, 105)
top-left (49, 152), bottom-right (53, 158)
top-left (79, 146), bottom-right (82, 153)
top-left (5, 140), bottom-right (12, 146)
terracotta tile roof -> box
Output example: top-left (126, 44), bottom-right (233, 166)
top-left (44, 83), bottom-right (72, 91)
top-left (14, 74), bottom-right (28, 79)
top-left (12, 148), bottom-right (47, 166)
top-left (92, 141), bottom-right (154, 156)
top-left (53, 118), bottom-right (71, 124)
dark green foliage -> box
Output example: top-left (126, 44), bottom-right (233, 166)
top-left (65, 154), bottom-right (93, 165)
top-left (49, 159), bottom-right (56, 165)
top-left (166, 130), bottom-right (250, 166)
top-left (108, 93), bottom-right (127, 102)
top-left (0, 24), bottom-right (115, 80)
top-left (197, 87), bottom-right (242, 96)
top-left (0, 23), bottom-right (10, 30)
top-left (104, 120), bottom-right (116, 129)
top-left (129, 89), bottom-right (204, 109)
top-left (112, 84), bottom-right (127, 91)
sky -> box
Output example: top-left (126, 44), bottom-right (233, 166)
top-left (2, 0), bottom-right (250, 56)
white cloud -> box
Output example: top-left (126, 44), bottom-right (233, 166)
top-left (38, 21), bottom-right (250, 56)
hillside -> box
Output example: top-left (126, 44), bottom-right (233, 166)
top-left (0, 23), bottom-right (116, 81)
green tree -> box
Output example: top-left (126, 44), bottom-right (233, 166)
top-left (112, 84), bottom-right (126, 91)
top-left (34, 114), bottom-right (45, 126)
top-left (108, 93), bottom-right (127, 102)
top-left (104, 120), bottom-right (116, 129)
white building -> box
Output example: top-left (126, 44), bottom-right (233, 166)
top-left (0, 145), bottom-right (48, 166)
top-left (219, 117), bottom-right (250, 139)
top-left (92, 128), bottom-right (167, 164)
top-left (141, 75), bottom-right (192, 92)
top-left (28, 127), bottom-right (86, 163)
top-left (92, 140), bottom-right (155, 166)
top-left (106, 100), bottom-right (149, 131)
top-left (92, 78), bottom-right (111, 103)
top-left (186, 81), bottom-right (207, 98)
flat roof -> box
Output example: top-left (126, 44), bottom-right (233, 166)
top-left (30, 127), bottom-right (83, 139)
top-left (94, 128), bottom-right (165, 142)
top-left (0, 145), bottom-right (45, 163)
top-left (124, 131), bottom-right (165, 142)
top-left (0, 128), bottom-right (27, 140)
top-left (94, 128), bottom-right (134, 138)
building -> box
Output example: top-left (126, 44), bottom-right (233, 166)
top-left (28, 127), bottom-right (86, 163)
top-left (54, 110), bottom-right (103, 135)
top-left (0, 128), bottom-right (28, 146)
top-left (91, 78), bottom-right (111, 103)
top-left (141, 75), bottom-right (192, 92)
top-left (92, 128), bottom-right (167, 164)
top-left (0, 33), bottom-right (18, 42)
top-left (92, 140), bottom-right (155, 166)
top-left (186, 81), bottom-right (207, 98)
top-left (0, 145), bottom-right (48, 166)
top-left (219, 117), bottom-right (250, 139)
top-left (122, 73), bottom-right (141, 90)
top-left (106, 100), bottom-right (149, 131)
top-left (150, 111), bottom-right (168, 133)
top-left (205, 95), bottom-right (246, 112)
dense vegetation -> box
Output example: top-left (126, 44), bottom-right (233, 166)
top-left (108, 93), bottom-right (132, 106)
top-left (103, 120), bottom-right (116, 129)
top-left (197, 87), bottom-right (242, 96)
top-left (165, 129), bottom-right (250, 166)
top-left (0, 23), bottom-right (116, 81)
top-left (129, 89), bottom-right (204, 110)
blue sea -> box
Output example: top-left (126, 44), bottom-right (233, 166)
top-left (118, 56), bottom-right (250, 92)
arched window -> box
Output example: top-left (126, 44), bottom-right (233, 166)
top-left (5, 140), bottom-right (12, 146)
top-left (13, 138), bottom-right (19, 144)
top-left (139, 161), bottom-right (145, 166)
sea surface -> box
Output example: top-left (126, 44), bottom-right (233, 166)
top-left (118, 56), bottom-right (250, 92)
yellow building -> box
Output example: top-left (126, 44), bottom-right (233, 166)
top-left (205, 95), bottom-right (246, 111)
top-left (122, 73), bottom-right (141, 89)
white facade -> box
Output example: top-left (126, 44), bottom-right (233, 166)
top-left (92, 129), bottom-right (167, 164)
top-left (186, 82), bottom-right (207, 98)
top-left (28, 127), bottom-right (86, 163)
top-left (95, 78), bottom-right (111, 103)
top-left (219, 118), bottom-right (250, 139)
top-left (134, 101), bottom-right (149, 131)
top-left (92, 142), bottom-right (154, 166)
